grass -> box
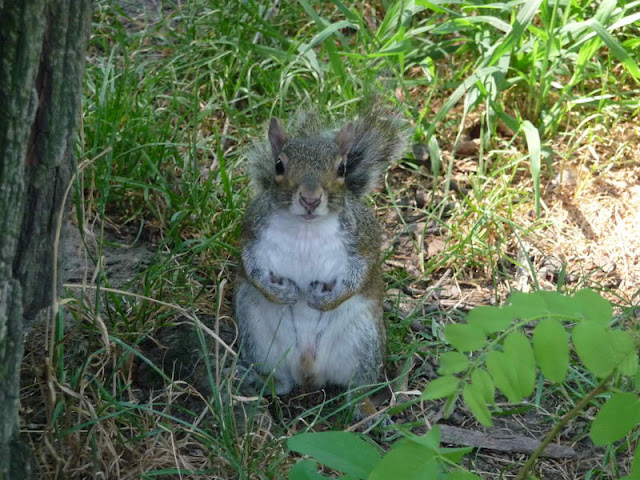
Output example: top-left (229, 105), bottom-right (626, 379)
top-left (19, 0), bottom-right (640, 478)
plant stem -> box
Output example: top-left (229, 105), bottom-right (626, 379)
top-left (514, 377), bottom-right (610, 480)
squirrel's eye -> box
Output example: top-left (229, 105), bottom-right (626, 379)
top-left (337, 161), bottom-right (346, 177)
top-left (275, 159), bottom-right (285, 175)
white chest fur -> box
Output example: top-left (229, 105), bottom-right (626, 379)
top-left (257, 212), bottom-right (349, 293)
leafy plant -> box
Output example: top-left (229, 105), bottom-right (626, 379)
top-left (426, 289), bottom-right (639, 479)
top-left (287, 290), bottom-right (640, 479)
top-left (288, 427), bottom-right (480, 480)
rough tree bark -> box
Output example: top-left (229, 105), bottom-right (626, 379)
top-left (0, 1), bottom-right (92, 477)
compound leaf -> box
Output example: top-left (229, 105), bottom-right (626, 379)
top-left (486, 351), bottom-right (520, 403)
top-left (573, 323), bottom-right (635, 378)
top-left (445, 323), bottom-right (487, 352)
top-left (507, 291), bottom-right (547, 319)
top-left (466, 305), bottom-right (513, 333)
top-left (463, 383), bottom-right (493, 426)
top-left (438, 351), bottom-right (470, 375)
top-left (533, 318), bottom-right (569, 383)
top-left (471, 369), bottom-right (495, 404)
top-left (422, 375), bottom-right (460, 400)
top-left (504, 331), bottom-right (536, 398)
top-left (573, 289), bottom-right (612, 324)
top-left (590, 392), bottom-right (640, 445)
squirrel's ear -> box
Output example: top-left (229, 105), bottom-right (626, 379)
top-left (336, 122), bottom-right (355, 158)
top-left (268, 117), bottom-right (288, 157)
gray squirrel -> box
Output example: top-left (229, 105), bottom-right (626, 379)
top-left (234, 101), bottom-right (408, 400)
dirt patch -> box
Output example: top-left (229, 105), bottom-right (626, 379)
top-left (539, 123), bottom-right (640, 301)
top-left (61, 217), bottom-right (154, 288)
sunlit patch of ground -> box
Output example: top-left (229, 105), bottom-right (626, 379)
top-left (539, 122), bottom-right (640, 302)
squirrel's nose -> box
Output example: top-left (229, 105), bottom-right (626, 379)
top-left (299, 193), bottom-right (321, 211)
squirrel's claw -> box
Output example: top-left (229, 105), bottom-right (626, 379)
top-left (265, 273), bottom-right (300, 304)
top-left (307, 280), bottom-right (339, 311)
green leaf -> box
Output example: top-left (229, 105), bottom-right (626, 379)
top-left (450, 16), bottom-right (511, 33)
top-left (587, 19), bottom-right (640, 79)
top-left (463, 383), bottom-right (493, 426)
top-left (428, 136), bottom-right (441, 181)
top-left (590, 392), bottom-right (640, 445)
top-left (618, 347), bottom-right (639, 377)
top-left (533, 318), bottom-right (569, 384)
top-left (446, 472), bottom-right (483, 480)
top-left (535, 291), bottom-right (574, 318)
top-left (522, 121), bottom-right (541, 217)
top-left (425, 67), bottom-right (501, 140)
top-left (409, 426), bottom-right (441, 450)
top-left (613, 329), bottom-right (639, 377)
top-left (376, 0), bottom-right (423, 40)
top-left (422, 375), bottom-right (460, 400)
top-left (438, 352), bottom-right (470, 375)
top-left (488, 0), bottom-right (544, 65)
top-left (506, 291), bottom-right (579, 320)
top-left (445, 323), bottom-right (487, 352)
top-left (504, 331), bottom-right (536, 398)
top-left (507, 292), bottom-right (547, 320)
top-left (466, 306), bottom-right (513, 333)
top-left (572, 289), bottom-right (612, 324)
top-left (298, 20), bottom-right (358, 54)
top-left (440, 447), bottom-right (473, 464)
top-left (289, 460), bottom-right (328, 480)
top-left (470, 369), bottom-right (495, 404)
top-left (486, 351), bottom-right (520, 403)
top-left (369, 439), bottom-right (443, 480)
top-left (287, 432), bottom-right (381, 479)
top-left (573, 323), bottom-right (635, 378)
top-left (593, 0), bottom-right (616, 23)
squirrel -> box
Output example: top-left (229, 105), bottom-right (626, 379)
top-left (233, 100), bottom-right (408, 402)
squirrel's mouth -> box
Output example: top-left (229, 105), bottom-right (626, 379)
top-left (301, 213), bottom-right (318, 221)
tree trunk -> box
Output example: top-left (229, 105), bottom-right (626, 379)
top-left (0, 1), bottom-right (92, 477)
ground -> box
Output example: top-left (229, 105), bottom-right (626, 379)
top-left (18, 1), bottom-right (640, 479)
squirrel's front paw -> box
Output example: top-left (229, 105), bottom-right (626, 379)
top-left (307, 280), bottom-right (339, 311)
top-left (265, 273), bottom-right (300, 304)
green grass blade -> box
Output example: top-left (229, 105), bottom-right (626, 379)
top-left (298, 20), bottom-right (358, 54)
top-left (521, 120), bottom-right (541, 218)
top-left (451, 16), bottom-right (512, 34)
top-left (488, 0), bottom-right (544, 66)
top-left (587, 19), bottom-right (640, 80)
top-left (425, 66), bottom-right (501, 139)
top-left (376, 0), bottom-right (423, 41)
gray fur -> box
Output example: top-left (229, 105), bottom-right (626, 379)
top-left (346, 101), bottom-right (410, 197)
top-left (246, 101), bottom-right (409, 196)
top-left (236, 100), bottom-right (408, 396)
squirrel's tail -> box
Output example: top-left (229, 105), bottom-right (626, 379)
top-left (346, 100), bottom-right (410, 197)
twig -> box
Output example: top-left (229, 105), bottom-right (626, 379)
top-left (514, 377), bottom-right (609, 480)
top-left (438, 425), bottom-right (576, 459)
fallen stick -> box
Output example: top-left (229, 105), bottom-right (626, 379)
top-left (438, 424), bottom-right (576, 459)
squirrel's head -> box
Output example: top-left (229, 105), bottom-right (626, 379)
top-left (266, 117), bottom-right (354, 221)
